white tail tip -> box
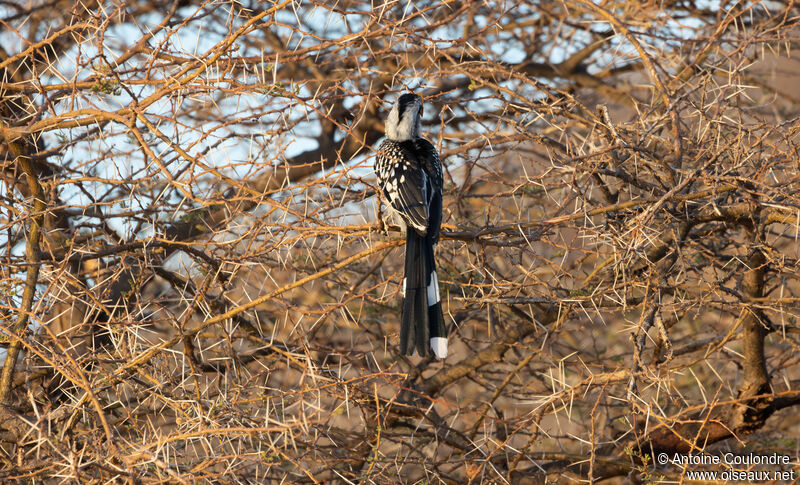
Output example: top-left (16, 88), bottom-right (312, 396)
top-left (430, 337), bottom-right (448, 359)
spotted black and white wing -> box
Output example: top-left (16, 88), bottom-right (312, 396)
top-left (375, 139), bottom-right (429, 235)
top-left (413, 138), bottom-right (443, 244)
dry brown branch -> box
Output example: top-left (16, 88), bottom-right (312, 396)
top-left (0, 137), bottom-right (44, 403)
top-left (0, 0), bottom-right (799, 483)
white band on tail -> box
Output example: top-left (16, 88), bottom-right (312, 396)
top-left (427, 270), bottom-right (440, 305)
top-left (430, 337), bottom-right (448, 358)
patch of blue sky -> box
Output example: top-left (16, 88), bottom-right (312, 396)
top-left (2, 2), bottom-right (579, 238)
top-left (583, 2), bottom-right (755, 77)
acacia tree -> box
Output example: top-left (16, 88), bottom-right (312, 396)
top-left (0, 0), bottom-right (799, 482)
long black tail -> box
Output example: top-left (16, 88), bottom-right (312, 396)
top-left (400, 230), bottom-right (447, 357)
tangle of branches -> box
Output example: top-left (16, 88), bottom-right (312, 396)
top-left (0, 0), bottom-right (799, 482)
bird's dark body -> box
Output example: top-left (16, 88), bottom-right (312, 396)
top-left (376, 115), bottom-right (447, 357)
top-left (375, 138), bottom-right (442, 241)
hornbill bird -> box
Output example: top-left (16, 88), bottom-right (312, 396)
top-left (375, 93), bottom-right (447, 358)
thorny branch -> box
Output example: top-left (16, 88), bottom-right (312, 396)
top-left (0, 137), bottom-right (44, 403)
top-left (0, 0), bottom-right (799, 483)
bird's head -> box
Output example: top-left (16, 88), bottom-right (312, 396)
top-left (385, 92), bottom-right (423, 141)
